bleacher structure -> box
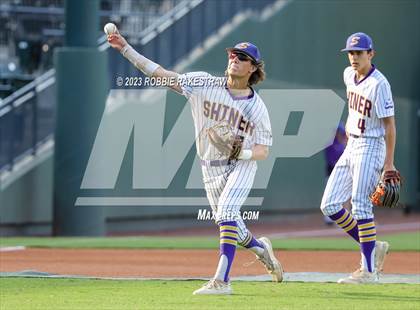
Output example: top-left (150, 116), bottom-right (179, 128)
top-left (0, 0), bottom-right (183, 98)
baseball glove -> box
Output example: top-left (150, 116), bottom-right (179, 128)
top-left (369, 170), bottom-right (402, 208)
top-left (207, 122), bottom-right (243, 160)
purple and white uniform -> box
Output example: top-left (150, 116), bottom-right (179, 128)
top-left (319, 32), bottom-right (394, 278)
top-left (179, 71), bottom-right (272, 243)
top-left (321, 65), bottom-right (394, 219)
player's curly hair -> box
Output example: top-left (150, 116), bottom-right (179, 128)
top-left (248, 61), bottom-right (265, 86)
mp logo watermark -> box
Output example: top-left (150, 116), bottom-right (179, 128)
top-left (75, 88), bottom-right (345, 207)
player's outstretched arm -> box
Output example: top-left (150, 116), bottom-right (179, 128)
top-left (107, 28), bottom-right (182, 94)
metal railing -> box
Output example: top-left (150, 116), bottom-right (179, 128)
top-left (0, 0), bottom-right (184, 98)
top-left (0, 0), bottom-right (277, 172)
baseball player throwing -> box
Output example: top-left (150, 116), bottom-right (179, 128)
top-left (106, 25), bottom-right (282, 295)
top-left (320, 32), bottom-right (397, 284)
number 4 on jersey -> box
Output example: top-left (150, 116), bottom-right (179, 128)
top-left (358, 118), bottom-right (366, 134)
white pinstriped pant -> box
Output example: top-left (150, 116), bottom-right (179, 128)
top-left (320, 136), bottom-right (385, 220)
top-left (202, 160), bottom-right (257, 243)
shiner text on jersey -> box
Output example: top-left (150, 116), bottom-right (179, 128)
top-left (203, 100), bottom-right (255, 136)
top-left (347, 91), bottom-right (372, 117)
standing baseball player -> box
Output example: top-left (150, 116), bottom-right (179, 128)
top-left (107, 27), bottom-right (282, 295)
top-left (320, 32), bottom-right (397, 283)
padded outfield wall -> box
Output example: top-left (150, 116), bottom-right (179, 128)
top-left (1, 0), bottom-right (418, 235)
top-left (183, 0), bottom-right (419, 210)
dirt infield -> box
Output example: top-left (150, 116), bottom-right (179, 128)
top-left (1, 248), bottom-right (418, 278)
top-left (1, 210), bottom-right (418, 279)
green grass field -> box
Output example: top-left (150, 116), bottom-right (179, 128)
top-left (1, 231), bottom-right (419, 251)
top-left (1, 278), bottom-right (419, 310)
top-left (1, 233), bottom-right (419, 309)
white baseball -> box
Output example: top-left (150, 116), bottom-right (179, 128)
top-left (104, 23), bottom-right (118, 35)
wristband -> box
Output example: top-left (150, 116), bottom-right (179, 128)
top-left (238, 149), bottom-right (253, 160)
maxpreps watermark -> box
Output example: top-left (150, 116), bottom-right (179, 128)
top-left (116, 75), bottom-right (227, 87)
top-left (197, 209), bottom-right (260, 221)
top-left (76, 88), bottom-right (345, 207)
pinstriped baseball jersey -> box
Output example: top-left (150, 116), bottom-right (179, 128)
top-left (321, 64), bottom-right (394, 219)
top-left (344, 65), bottom-right (395, 137)
top-left (179, 71), bottom-right (272, 161)
top-left (178, 71), bottom-right (272, 237)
